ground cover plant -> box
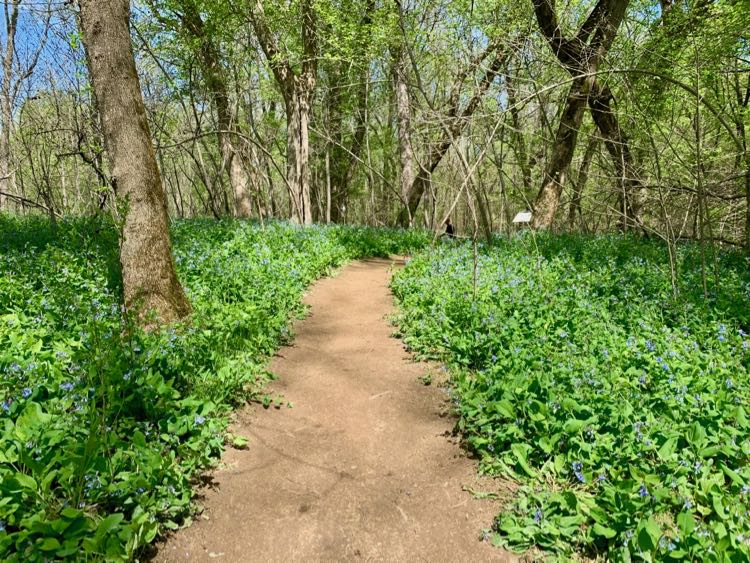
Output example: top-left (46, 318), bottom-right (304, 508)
top-left (392, 233), bottom-right (750, 561)
top-left (0, 214), bottom-right (428, 561)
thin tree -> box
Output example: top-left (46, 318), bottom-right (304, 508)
top-left (248, 0), bottom-right (317, 225)
top-left (78, 0), bottom-right (191, 325)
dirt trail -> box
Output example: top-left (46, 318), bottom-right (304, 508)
top-left (154, 258), bottom-right (512, 562)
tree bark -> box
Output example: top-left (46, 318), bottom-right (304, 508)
top-left (506, 73), bottom-right (532, 194)
top-left (568, 134), bottom-right (598, 231)
top-left (0, 0), bottom-right (18, 209)
top-left (153, 0), bottom-right (254, 218)
top-left (532, 78), bottom-right (590, 230)
top-left (79, 0), bottom-right (191, 325)
top-left (396, 37), bottom-right (508, 227)
top-left (249, 0), bottom-right (316, 224)
top-left (393, 41), bottom-right (415, 224)
top-left (530, 0), bottom-right (629, 230)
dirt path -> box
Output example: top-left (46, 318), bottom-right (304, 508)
top-left (154, 258), bottom-right (512, 562)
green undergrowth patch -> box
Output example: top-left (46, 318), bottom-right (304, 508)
top-left (0, 215), bottom-right (429, 561)
top-left (391, 233), bottom-right (750, 561)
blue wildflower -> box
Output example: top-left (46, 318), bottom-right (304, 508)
top-left (646, 340), bottom-right (655, 352)
top-left (21, 388), bottom-right (31, 399)
top-left (533, 508), bottom-right (543, 523)
top-left (638, 484), bottom-right (649, 498)
top-left (60, 382), bottom-right (74, 392)
top-left (194, 415), bottom-right (206, 426)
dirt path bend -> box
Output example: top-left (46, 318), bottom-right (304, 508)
top-left (155, 258), bottom-right (511, 562)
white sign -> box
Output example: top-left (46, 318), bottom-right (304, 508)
top-left (512, 211), bottom-right (532, 224)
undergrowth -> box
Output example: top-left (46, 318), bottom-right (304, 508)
top-left (0, 214), bottom-right (428, 561)
top-left (392, 232), bottom-right (750, 561)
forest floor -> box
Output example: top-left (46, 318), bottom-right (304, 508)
top-left (152, 258), bottom-right (513, 562)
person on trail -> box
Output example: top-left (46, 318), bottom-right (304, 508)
top-left (444, 217), bottom-right (455, 239)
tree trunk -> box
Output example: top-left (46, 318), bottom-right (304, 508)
top-left (285, 86), bottom-right (313, 224)
top-left (249, 0), bottom-right (316, 225)
top-left (568, 134), bottom-right (598, 231)
top-left (393, 42), bottom-right (415, 226)
top-left (176, 1), bottom-right (254, 218)
top-left (588, 83), bottom-right (643, 230)
top-left (506, 73), bottom-right (532, 193)
top-left (397, 38), bottom-right (508, 227)
top-left (0, 0), bottom-right (18, 209)
top-left (532, 78), bottom-right (589, 229)
top-left (530, 0), bottom-right (630, 229)
top-left (79, 0), bottom-right (191, 326)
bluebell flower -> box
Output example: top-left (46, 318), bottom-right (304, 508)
top-left (726, 379), bottom-right (733, 389)
top-left (646, 340), bottom-right (655, 352)
top-left (684, 499), bottom-right (693, 510)
top-left (60, 382), bottom-right (74, 392)
top-left (123, 372), bottom-right (131, 381)
top-left (741, 485), bottom-right (750, 495)
top-left (194, 415), bottom-right (206, 426)
top-left (1, 399), bottom-right (10, 412)
top-left (21, 388), bottom-right (31, 399)
top-left (638, 484), bottom-right (649, 498)
top-left (0, 519), bottom-right (5, 532)
top-left (533, 508), bottom-right (543, 523)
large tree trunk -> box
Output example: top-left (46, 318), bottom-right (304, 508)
top-left (79, 0), bottom-right (191, 326)
top-left (530, 0), bottom-right (629, 230)
top-left (532, 78), bottom-right (589, 229)
top-left (284, 84), bottom-right (314, 224)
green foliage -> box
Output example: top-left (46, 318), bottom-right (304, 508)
top-left (392, 233), bottom-right (750, 560)
top-left (0, 214), bottom-right (429, 561)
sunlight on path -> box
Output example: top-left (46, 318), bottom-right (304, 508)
top-left (154, 258), bottom-right (512, 562)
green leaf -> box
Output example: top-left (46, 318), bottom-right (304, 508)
top-left (677, 511), bottom-right (695, 535)
top-left (231, 435), bottom-right (249, 449)
top-left (593, 523), bottom-right (617, 538)
top-left (657, 436), bottom-right (678, 460)
top-left (563, 418), bottom-right (587, 434)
